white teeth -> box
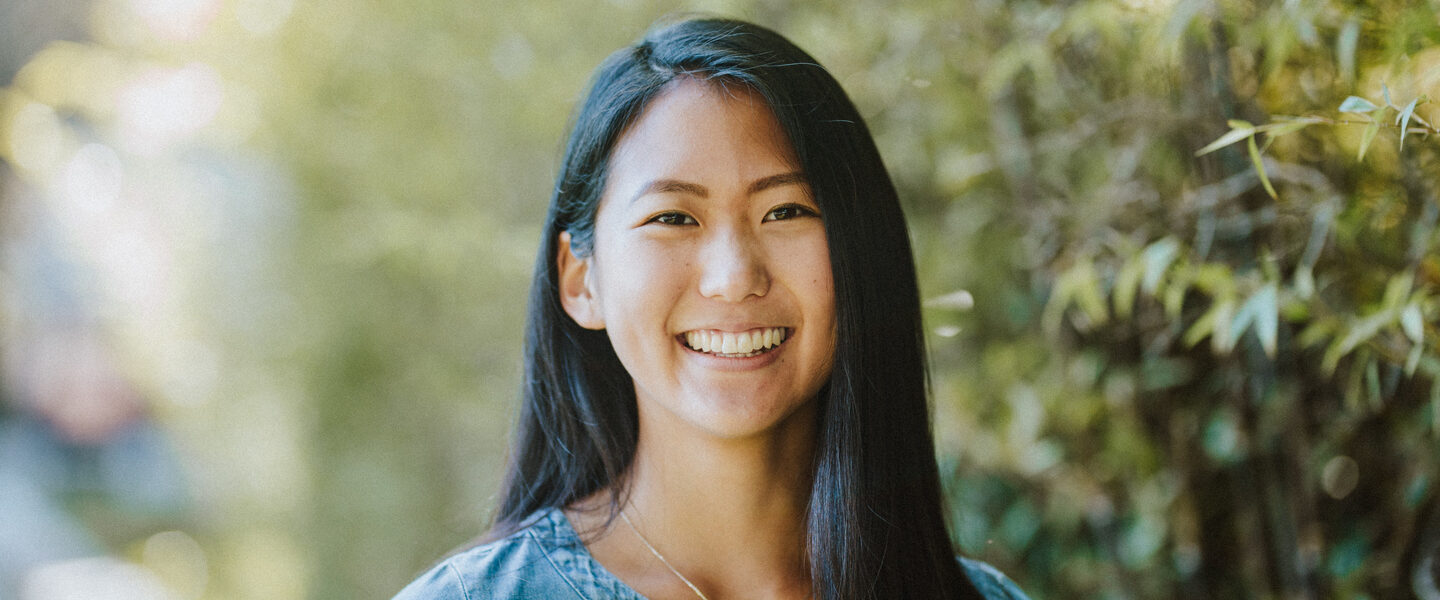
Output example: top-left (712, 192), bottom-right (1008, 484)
top-left (735, 332), bottom-right (754, 354)
top-left (684, 327), bottom-right (787, 356)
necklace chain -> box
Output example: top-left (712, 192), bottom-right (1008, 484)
top-left (619, 510), bottom-right (712, 600)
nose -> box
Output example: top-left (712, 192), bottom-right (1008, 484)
top-left (697, 228), bottom-right (770, 302)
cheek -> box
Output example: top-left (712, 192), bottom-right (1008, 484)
top-left (781, 236), bottom-right (834, 313)
top-left (594, 242), bottom-right (690, 329)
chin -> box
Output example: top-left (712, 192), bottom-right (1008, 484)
top-left (676, 392), bottom-right (817, 441)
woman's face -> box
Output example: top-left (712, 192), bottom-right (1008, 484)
top-left (559, 79), bottom-right (836, 440)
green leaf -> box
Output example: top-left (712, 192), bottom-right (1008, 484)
top-left (1248, 135), bottom-right (1277, 200)
top-left (1338, 96), bottom-right (1378, 113)
top-left (1260, 118), bottom-right (1322, 137)
top-left (1294, 263), bottom-right (1315, 299)
top-left (1114, 254), bottom-right (1145, 320)
top-left (1398, 97), bottom-right (1419, 150)
top-left (1406, 341), bottom-right (1424, 377)
top-left (1338, 19), bottom-right (1359, 83)
top-left (1358, 120), bottom-right (1381, 162)
top-left (1196, 126), bottom-right (1256, 157)
top-left (1259, 246), bottom-right (1280, 282)
top-left (1192, 263), bottom-right (1236, 294)
top-left (1383, 83), bottom-right (1393, 107)
top-left (1041, 269), bottom-right (1078, 336)
top-left (1211, 297), bottom-right (1237, 353)
top-left (1382, 273), bottom-right (1413, 311)
top-left (1229, 294), bottom-right (1256, 349)
top-left (1074, 262), bottom-right (1110, 327)
top-left (1164, 271), bottom-right (1190, 320)
top-left (1043, 261), bottom-right (1109, 333)
top-left (1183, 305), bottom-right (1218, 348)
top-left (1236, 283), bottom-right (1279, 358)
top-left (1322, 311), bottom-right (1395, 375)
top-left (1297, 318), bottom-right (1336, 349)
top-left (1402, 302), bottom-right (1424, 343)
top-left (1141, 237), bottom-right (1181, 294)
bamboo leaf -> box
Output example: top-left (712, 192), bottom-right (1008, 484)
top-left (1402, 302), bottom-right (1424, 344)
top-left (1192, 263), bottom-right (1236, 296)
top-left (1248, 135), bottom-right (1277, 200)
top-left (1042, 269), bottom-right (1079, 336)
top-left (1196, 126), bottom-right (1255, 156)
top-left (1211, 297), bottom-right (1237, 353)
top-left (1358, 119), bottom-right (1381, 161)
top-left (1238, 283), bottom-right (1279, 358)
top-left (1406, 341), bottom-right (1424, 377)
top-left (1297, 318), bottom-right (1336, 349)
top-left (1260, 117), bottom-right (1322, 137)
top-left (1338, 95), bottom-right (1378, 113)
top-left (1183, 305), bottom-right (1218, 348)
top-left (1074, 262), bottom-right (1110, 327)
top-left (1164, 271), bottom-right (1190, 321)
top-left (1383, 273), bottom-right (1413, 311)
top-left (1141, 237), bottom-right (1181, 294)
top-left (1383, 83), bottom-right (1393, 107)
top-left (1398, 97), bottom-right (1419, 150)
top-left (1114, 254), bottom-right (1145, 320)
top-left (1294, 263), bottom-right (1315, 300)
top-left (1338, 19), bottom-right (1359, 83)
top-left (1322, 311), bottom-right (1395, 375)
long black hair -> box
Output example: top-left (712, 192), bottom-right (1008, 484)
top-left (494, 17), bottom-right (984, 600)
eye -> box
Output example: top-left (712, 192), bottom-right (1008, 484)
top-left (764, 204), bottom-right (819, 222)
top-left (646, 211), bottom-right (697, 226)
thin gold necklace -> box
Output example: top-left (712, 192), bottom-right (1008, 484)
top-left (619, 510), bottom-right (712, 600)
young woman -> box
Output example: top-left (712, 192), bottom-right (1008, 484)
top-left (395, 17), bottom-right (1028, 600)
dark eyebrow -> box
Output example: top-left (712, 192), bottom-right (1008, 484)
top-left (631, 179), bottom-right (708, 204)
top-left (630, 171), bottom-right (808, 204)
top-left (747, 171), bottom-right (808, 195)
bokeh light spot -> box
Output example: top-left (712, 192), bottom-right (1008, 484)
top-left (142, 530), bottom-right (209, 600)
top-left (1322, 455), bottom-right (1360, 500)
top-left (21, 557), bottom-right (177, 600)
top-left (126, 0), bottom-right (221, 41)
top-left (235, 0), bottom-right (295, 36)
top-left (117, 63), bottom-right (224, 156)
top-left (62, 143), bottom-right (125, 217)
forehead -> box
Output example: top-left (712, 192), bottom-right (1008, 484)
top-left (603, 78), bottom-right (800, 185)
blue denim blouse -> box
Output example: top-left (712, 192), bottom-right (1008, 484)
top-left (393, 508), bottom-right (1030, 599)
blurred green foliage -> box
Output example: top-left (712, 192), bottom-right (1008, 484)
top-left (910, 0), bottom-right (1440, 598)
top-left (2, 0), bottom-right (1437, 598)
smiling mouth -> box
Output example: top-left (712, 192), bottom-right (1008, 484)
top-left (680, 327), bottom-right (789, 358)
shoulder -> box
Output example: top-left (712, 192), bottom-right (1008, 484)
top-left (959, 557), bottom-right (1031, 600)
top-left (391, 508), bottom-right (641, 600)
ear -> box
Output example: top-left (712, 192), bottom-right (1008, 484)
top-left (557, 231), bottom-right (605, 330)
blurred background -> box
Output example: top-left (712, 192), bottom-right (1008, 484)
top-left (1, 0), bottom-right (1437, 598)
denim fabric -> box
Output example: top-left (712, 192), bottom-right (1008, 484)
top-left (393, 508), bottom-right (1030, 600)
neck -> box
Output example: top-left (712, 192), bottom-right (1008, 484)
top-left (571, 401), bottom-right (817, 600)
